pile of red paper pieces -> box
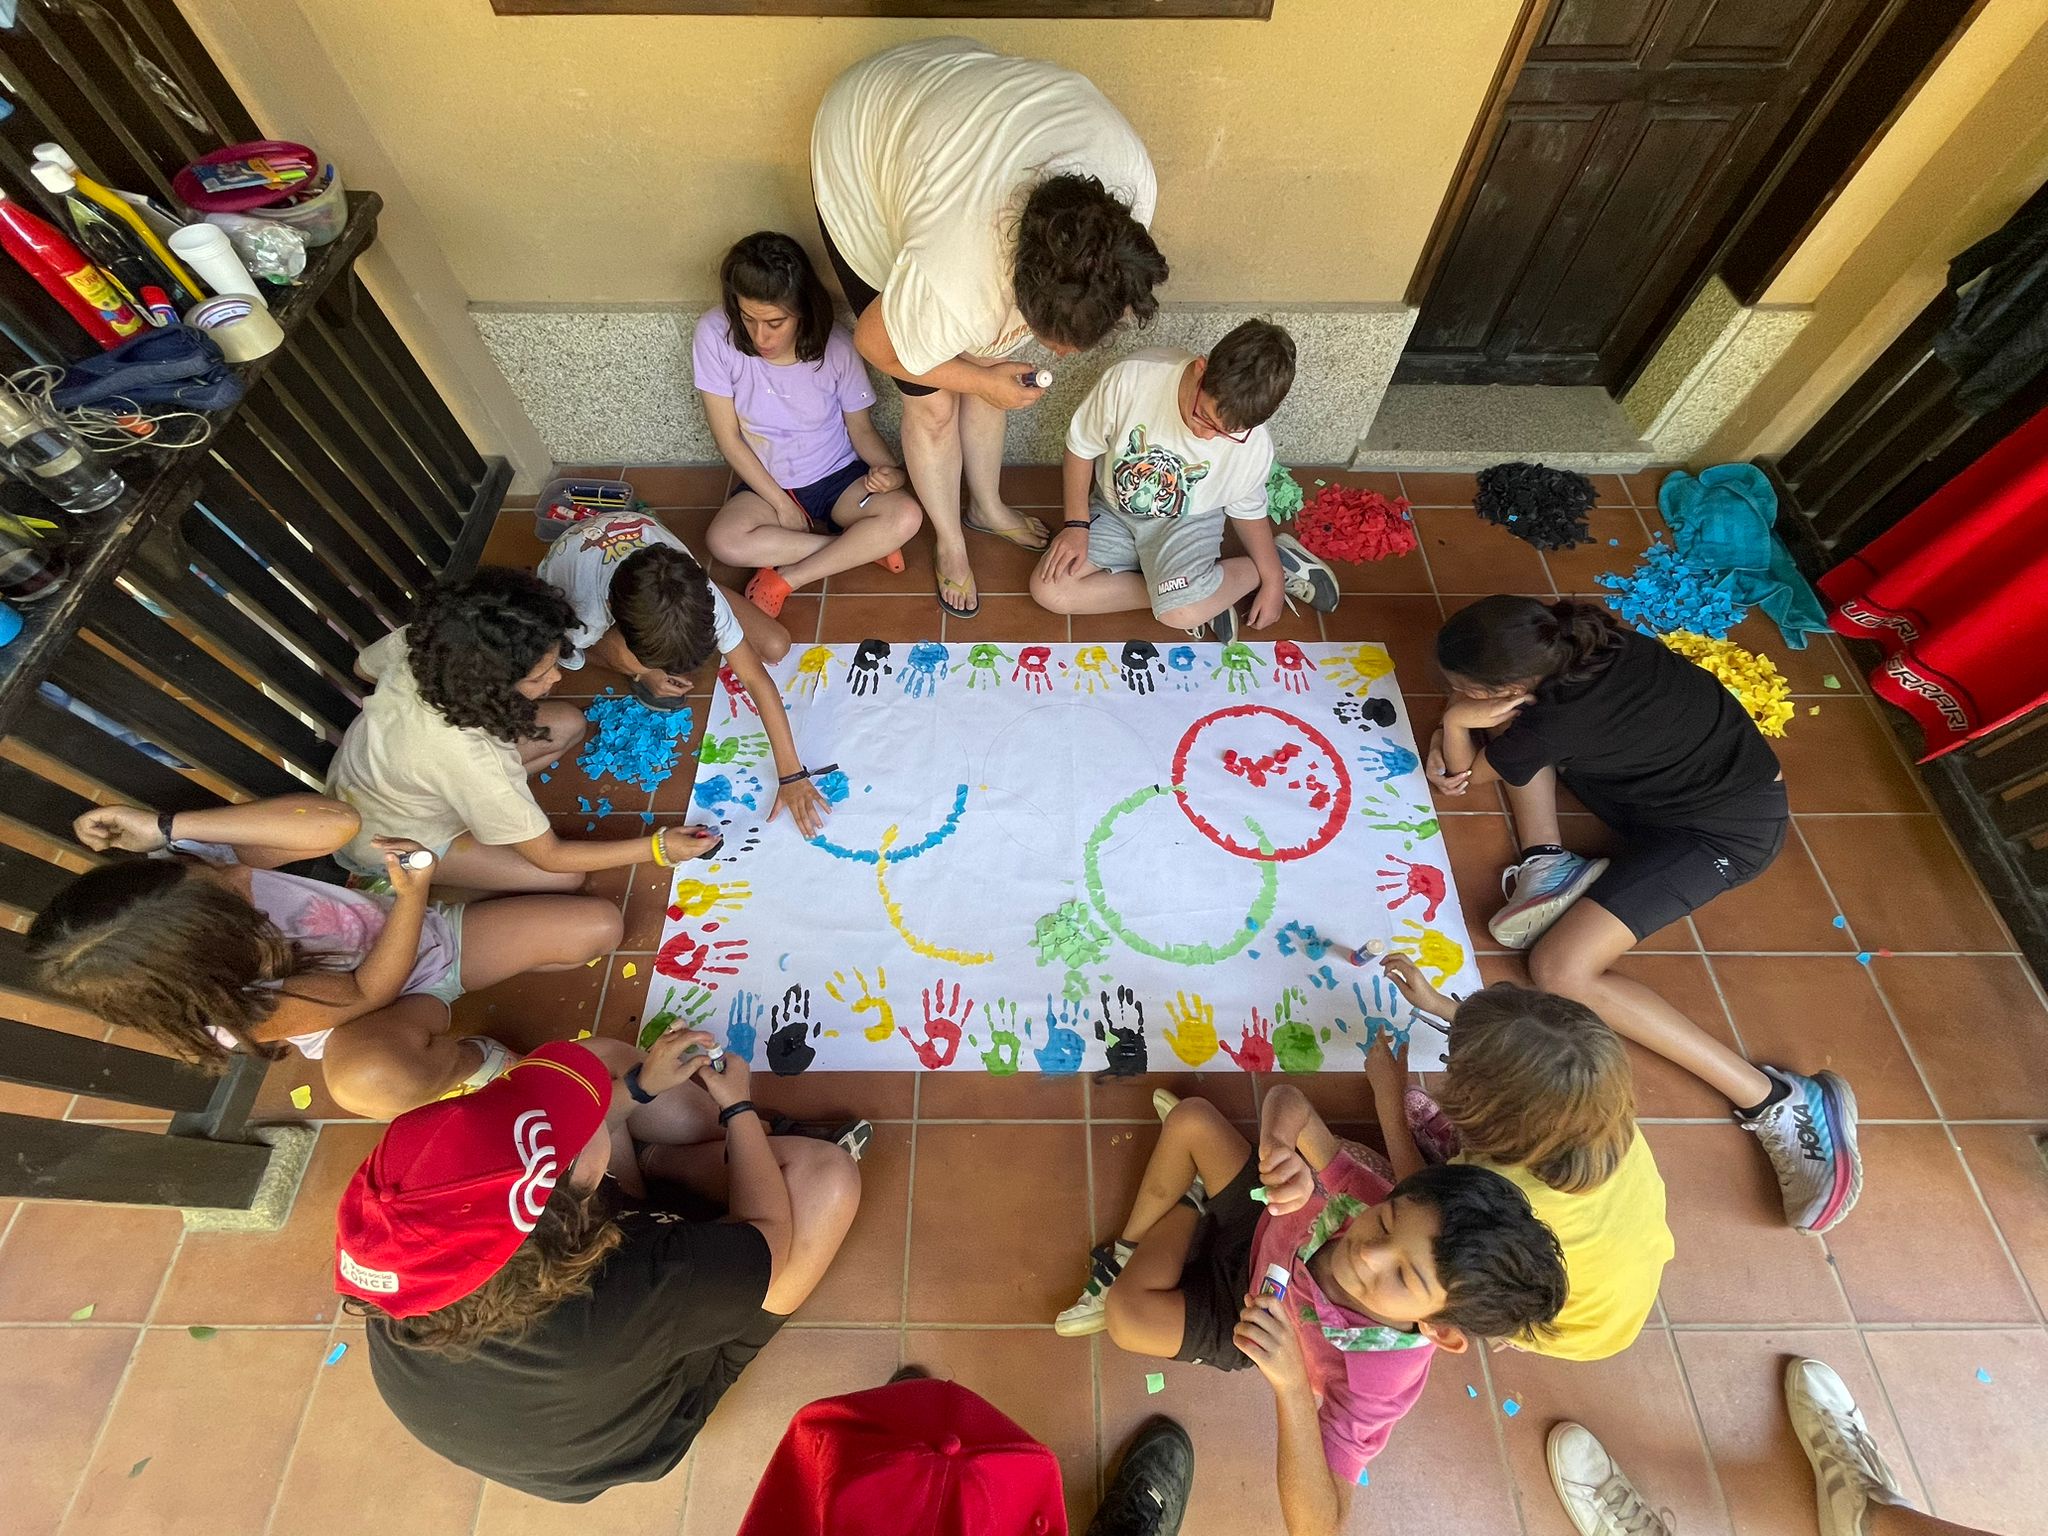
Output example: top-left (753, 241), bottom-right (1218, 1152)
top-left (1293, 485), bottom-right (1418, 564)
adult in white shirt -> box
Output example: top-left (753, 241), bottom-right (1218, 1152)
top-left (811, 36), bottom-right (1166, 620)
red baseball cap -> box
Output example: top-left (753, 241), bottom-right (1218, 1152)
top-left (333, 1041), bottom-right (612, 1317)
top-left (736, 1378), bottom-right (1068, 1536)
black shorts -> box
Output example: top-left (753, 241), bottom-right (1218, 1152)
top-left (1580, 780), bottom-right (1790, 941)
top-left (789, 457), bottom-right (867, 530)
top-left (813, 203), bottom-right (937, 398)
top-left (1171, 1156), bottom-right (1263, 1372)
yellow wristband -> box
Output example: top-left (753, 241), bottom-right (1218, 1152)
top-left (650, 830), bottom-right (669, 867)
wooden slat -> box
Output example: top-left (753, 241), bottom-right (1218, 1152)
top-left (0, 759), bottom-right (98, 847)
top-left (177, 511), bottom-right (368, 683)
top-left (0, 843), bottom-right (75, 915)
top-left (11, 695), bottom-right (226, 815)
top-left (192, 460), bottom-right (400, 642)
top-left (347, 281), bottom-right (489, 484)
top-left (0, 1018), bottom-right (217, 1111)
top-left (0, 1110), bottom-right (272, 1206)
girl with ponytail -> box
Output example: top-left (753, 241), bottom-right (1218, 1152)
top-left (1427, 595), bottom-right (1862, 1238)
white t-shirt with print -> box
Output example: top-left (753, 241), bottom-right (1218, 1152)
top-left (811, 37), bottom-right (1156, 377)
top-left (1067, 348), bottom-right (1274, 523)
top-left (536, 512), bottom-right (744, 665)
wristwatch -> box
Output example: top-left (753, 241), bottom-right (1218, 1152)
top-left (623, 1064), bottom-right (656, 1103)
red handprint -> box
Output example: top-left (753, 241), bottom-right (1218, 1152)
top-left (1272, 640), bottom-right (1311, 693)
top-left (1376, 856), bottom-right (1447, 922)
top-left (654, 929), bottom-right (748, 987)
top-left (1220, 1005), bottom-right (1276, 1072)
top-left (718, 665), bottom-right (759, 719)
top-left (1013, 645), bottom-right (1052, 695)
top-left (902, 979), bottom-right (974, 1069)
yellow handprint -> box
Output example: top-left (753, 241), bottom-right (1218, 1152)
top-left (827, 966), bottom-right (895, 1043)
top-left (1320, 642), bottom-right (1395, 695)
top-left (1071, 644), bottom-right (1111, 693)
top-left (785, 645), bottom-right (835, 699)
top-left (1392, 920), bottom-right (1464, 986)
top-left (668, 876), bottom-right (752, 919)
top-left (1162, 989), bottom-right (1218, 1067)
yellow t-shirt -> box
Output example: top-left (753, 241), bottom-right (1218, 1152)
top-left (1460, 1135), bottom-right (1673, 1361)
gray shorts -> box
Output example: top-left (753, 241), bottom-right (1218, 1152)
top-left (1084, 496), bottom-right (1227, 621)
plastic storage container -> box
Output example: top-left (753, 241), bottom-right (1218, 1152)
top-left (533, 477), bottom-right (635, 542)
top-left (174, 142), bottom-right (348, 248)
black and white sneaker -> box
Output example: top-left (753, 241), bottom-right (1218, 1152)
top-left (1274, 532), bottom-right (1340, 613)
top-left (1087, 1417), bottom-right (1195, 1536)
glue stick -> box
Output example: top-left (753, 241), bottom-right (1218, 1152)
top-left (1020, 367), bottom-right (1052, 389)
top-left (400, 849), bottom-right (435, 870)
top-left (1258, 1263), bottom-right (1291, 1301)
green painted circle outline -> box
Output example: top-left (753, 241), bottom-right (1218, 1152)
top-left (1084, 784), bottom-right (1279, 964)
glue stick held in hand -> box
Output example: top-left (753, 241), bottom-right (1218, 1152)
top-left (400, 848), bottom-right (436, 871)
top-left (1020, 367), bottom-right (1052, 389)
top-left (1257, 1263), bottom-right (1291, 1302)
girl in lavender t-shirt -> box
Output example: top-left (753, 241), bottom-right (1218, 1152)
top-left (699, 232), bottom-right (925, 619)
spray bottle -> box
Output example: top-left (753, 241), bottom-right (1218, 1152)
top-left (31, 143), bottom-right (202, 303)
top-left (29, 163), bottom-right (180, 324)
top-left (0, 188), bottom-right (144, 347)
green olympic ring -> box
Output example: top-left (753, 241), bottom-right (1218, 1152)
top-left (1083, 784), bottom-right (1279, 964)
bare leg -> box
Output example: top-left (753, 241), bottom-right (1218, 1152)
top-left (433, 836), bottom-right (582, 894)
top-left (706, 490), bottom-right (833, 572)
top-left (1119, 1098), bottom-right (1255, 1244)
top-left (516, 699), bottom-right (589, 771)
top-left (1104, 1203), bottom-right (1199, 1357)
top-left (455, 894), bottom-right (622, 984)
top-left (779, 487), bottom-right (923, 588)
top-left (900, 388), bottom-right (973, 611)
top-left (1500, 763), bottom-right (1564, 850)
top-left (1870, 1506), bottom-right (2004, 1536)
top-left (960, 388), bottom-right (1047, 548)
top-left (716, 580), bottom-right (791, 662)
top-left (319, 995), bottom-right (484, 1118)
top-left (1529, 899), bottom-right (1771, 1106)
top-left (638, 1135), bottom-right (861, 1314)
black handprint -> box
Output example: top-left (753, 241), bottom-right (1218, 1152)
top-left (766, 984), bottom-right (820, 1075)
top-left (1095, 984), bottom-right (1151, 1076)
top-left (849, 640), bottom-right (894, 697)
top-left (713, 829), bottom-right (763, 868)
top-left (1118, 641), bottom-right (1162, 695)
top-left (1334, 697), bottom-right (1398, 730)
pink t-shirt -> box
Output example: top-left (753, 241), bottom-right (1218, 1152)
top-left (1249, 1151), bottom-right (1436, 1485)
top-left (691, 312), bottom-right (874, 490)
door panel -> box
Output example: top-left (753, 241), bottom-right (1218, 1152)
top-left (1398, 0), bottom-right (1871, 387)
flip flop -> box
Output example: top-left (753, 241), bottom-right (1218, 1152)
top-left (935, 567), bottom-right (979, 620)
top-left (963, 511), bottom-right (1051, 551)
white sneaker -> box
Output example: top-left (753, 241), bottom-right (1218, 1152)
top-left (1547, 1423), bottom-right (1674, 1536)
top-left (1056, 1239), bottom-right (1130, 1337)
top-left (1785, 1358), bottom-right (1907, 1536)
top-left (439, 1037), bottom-right (513, 1099)
top-left (1489, 850), bottom-right (1608, 949)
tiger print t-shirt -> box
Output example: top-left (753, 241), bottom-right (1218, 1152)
top-left (1067, 348), bottom-right (1273, 524)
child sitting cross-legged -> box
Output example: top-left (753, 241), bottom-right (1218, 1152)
top-left (1379, 953), bottom-right (1674, 1362)
top-left (1060, 1080), bottom-right (1567, 1533)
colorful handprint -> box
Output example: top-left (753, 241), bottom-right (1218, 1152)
top-left (1320, 643), bottom-right (1395, 695)
top-left (1221, 1005), bottom-right (1276, 1072)
top-left (637, 983), bottom-right (714, 1050)
top-left (654, 928), bottom-right (747, 987)
top-left (1165, 644), bottom-right (1199, 690)
top-left (1333, 697), bottom-right (1399, 730)
top-left (903, 979), bottom-right (973, 1070)
top-left (1118, 641), bottom-right (1163, 694)
top-left (826, 967), bottom-right (895, 1043)
top-left (1393, 920), bottom-right (1465, 987)
top-left (1096, 984), bottom-right (1150, 1076)
top-left (700, 732), bottom-right (769, 766)
top-left (1162, 989), bottom-right (1218, 1067)
top-left (766, 984), bottom-right (820, 1075)
top-left (1343, 975), bottom-right (1413, 1054)
top-left (718, 665), bottom-right (759, 719)
top-left (849, 639), bottom-right (893, 696)
top-left (1071, 644), bottom-right (1112, 694)
top-left (692, 772), bottom-right (760, 819)
top-left (1034, 995), bottom-right (1089, 1074)
top-left (785, 645), bottom-right (834, 699)
top-left (965, 643), bottom-right (1011, 689)
top-left (901, 642), bottom-right (951, 698)
top-left (1356, 737), bottom-right (1420, 784)
top-left (1376, 855), bottom-right (1446, 921)
top-left (1212, 641), bottom-right (1263, 695)
top-left (1359, 788), bottom-right (1440, 848)
top-left (667, 875), bottom-right (752, 919)
top-left (1013, 645), bottom-right (1053, 694)
top-left (1271, 639), bottom-right (1312, 693)
top-left (978, 999), bottom-right (1023, 1075)
top-left (724, 990), bottom-right (762, 1063)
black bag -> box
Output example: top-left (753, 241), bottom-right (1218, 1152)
top-left (52, 323), bottom-right (243, 414)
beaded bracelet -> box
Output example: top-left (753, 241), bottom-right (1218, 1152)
top-left (649, 829), bottom-right (670, 867)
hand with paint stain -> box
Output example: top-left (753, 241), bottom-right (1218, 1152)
top-left (724, 990), bottom-right (762, 1062)
top-left (766, 984), bottom-right (821, 1075)
top-left (1033, 995), bottom-right (1089, 1074)
top-left (1363, 1023), bottom-right (1411, 1107)
top-left (1162, 990), bottom-right (1219, 1067)
top-left (786, 645), bottom-right (835, 698)
top-left (1380, 952), bottom-right (1455, 1023)
top-left (700, 732), bottom-right (770, 766)
top-left (903, 979), bottom-right (973, 1070)
top-left (1333, 697), bottom-right (1399, 731)
top-left (668, 876), bottom-right (752, 919)
top-left (1095, 984), bottom-right (1151, 1075)
top-left (718, 665), bottom-right (760, 718)
top-left (901, 641), bottom-right (951, 699)
top-left (1116, 640), bottom-right (1163, 694)
top-left (849, 639), bottom-right (894, 697)
top-left (1356, 737), bottom-right (1421, 784)
top-left (1376, 855), bottom-right (1447, 921)
top-left (1070, 644), bottom-right (1112, 694)
top-left (965, 642), bottom-right (1012, 689)
top-left (826, 967), bottom-right (895, 1043)
top-left (1270, 639), bottom-right (1312, 693)
top-left (1211, 640), bottom-right (1263, 695)
top-left (1392, 920), bottom-right (1465, 987)
top-left (978, 998), bottom-right (1023, 1075)
top-left (654, 929), bottom-right (748, 986)
top-left (1165, 644), bottom-right (1200, 690)
top-left (1320, 642), bottom-right (1395, 696)
top-left (637, 984), bottom-right (715, 1050)
top-left (1220, 1004), bottom-right (1277, 1073)
top-left (1013, 644), bottom-right (1053, 694)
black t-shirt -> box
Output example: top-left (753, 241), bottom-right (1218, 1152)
top-left (1483, 630), bottom-right (1782, 829)
top-left (366, 1207), bottom-right (772, 1502)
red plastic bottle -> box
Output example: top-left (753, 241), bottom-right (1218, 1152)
top-left (0, 187), bottom-right (145, 347)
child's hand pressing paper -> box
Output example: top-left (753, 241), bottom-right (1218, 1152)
top-left (1256, 1139), bottom-right (1315, 1215)
top-left (1363, 1029), bottom-right (1411, 1104)
top-left (1381, 953), bottom-right (1454, 1020)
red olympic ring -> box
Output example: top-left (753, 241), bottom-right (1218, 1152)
top-left (1170, 704), bottom-right (1353, 862)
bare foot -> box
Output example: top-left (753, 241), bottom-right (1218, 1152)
top-left (966, 502), bottom-right (1050, 551)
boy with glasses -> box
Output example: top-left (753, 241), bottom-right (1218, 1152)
top-left (1031, 320), bottom-right (1338, 642)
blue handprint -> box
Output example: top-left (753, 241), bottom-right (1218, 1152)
top-left (1165, 644), bottom-right (1199, 690)
top-left (693, 772), bottom-right (759, 817)
top-left (1356, 737), bottom-right (1421, 784)
top-left (1033, 993), bottom-right (1089, 1074)
top-left (725, 990), bottom-right (762, 1063)
top-left (1343, 976), bottom-right (1415, 1054)
top-left (902, 642), bottom-right (951, 698)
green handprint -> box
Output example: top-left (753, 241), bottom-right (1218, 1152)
top-left (965, 643), bottom-right (1012, 689)
top-left (701, 731), bottom-right (770, 766)
top-left (1270, 984), bottom-right (1323, 1073)
top-left (978, 999), bottom-right (1023, 1075)
top-left (638, 984), bottom-right (715, 1050)
top-left (1359, 787), bottom-right (1441, 849)
top-left (1211, 640), bottom-right (1264, 695)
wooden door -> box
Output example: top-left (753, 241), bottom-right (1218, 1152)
top-left (1398, 0), bottom-right (1872, 388)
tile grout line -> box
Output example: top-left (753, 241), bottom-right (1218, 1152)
top-left (1082, 1077), bottom-right (1103, 1503)
top-left (1660, 1318), bottom-right (1741, 1529)
top-left (1850, 1325), bottom-right (1943, 1519)
top-left (1472, 1338), bottom-right (1533, 1536)
top-left (899, 1073), bottom-right (918, 1363)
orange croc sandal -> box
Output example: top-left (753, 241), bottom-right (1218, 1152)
top-left (874, 549), bottom-right (907, 575)
top-left (744, 567), bottom-right (791, 619)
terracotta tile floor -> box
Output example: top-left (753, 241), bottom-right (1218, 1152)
top-left (4, 467), bottom-right (2046, 1536)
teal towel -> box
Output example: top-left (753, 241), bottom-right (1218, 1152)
top-left (1657, 464), bottom-right (1830, 649)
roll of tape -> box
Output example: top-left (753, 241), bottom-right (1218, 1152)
top-left (185, 294), bottom-right (283, 362)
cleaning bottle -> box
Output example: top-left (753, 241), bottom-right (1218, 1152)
top-left (29, 162), bottom-right (178, 324)
top-left (0, 188), bottom-right (143, 347)
top-left (0, 391), bottom-right (125, 513)
top-left (31, 142), bottom-right (202, 304)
